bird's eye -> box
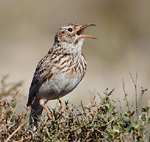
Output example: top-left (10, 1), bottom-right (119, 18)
top-left (67, 28), bottom-right (73, 32)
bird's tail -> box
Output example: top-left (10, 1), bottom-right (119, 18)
top-left (29, 98), bottom-right (43, 127)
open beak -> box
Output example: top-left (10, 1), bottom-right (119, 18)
top-left (77, 24), bottom-right (96, 39)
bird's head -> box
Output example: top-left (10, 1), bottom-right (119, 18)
top-left (54, 23), bottom-right (96, 45)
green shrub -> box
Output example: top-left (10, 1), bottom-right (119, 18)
top-left (0, 75), bottom-right (150, 141)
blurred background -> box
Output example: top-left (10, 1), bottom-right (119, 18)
top-left (0, 0), bottom-right (150, 111)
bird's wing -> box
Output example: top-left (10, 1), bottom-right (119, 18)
top-left (26, 54), bottom-right (53, 106)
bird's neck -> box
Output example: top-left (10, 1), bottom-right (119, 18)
top-left (59, 39), bottom-right (85, 55)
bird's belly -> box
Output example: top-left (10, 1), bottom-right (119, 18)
top-left (36, 74), bottom-right (84, 100)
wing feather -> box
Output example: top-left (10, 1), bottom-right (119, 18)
top-left (26, 54), bottom-right (52, 106)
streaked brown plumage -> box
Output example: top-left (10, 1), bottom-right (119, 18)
top-left (27, 23), bottom-right (96, 127)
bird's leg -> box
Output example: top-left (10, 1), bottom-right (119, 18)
top-left (59, 100), bottom-right (65, 108)
top-left (40, 104), bottom-right (53, 119)
top-left (40, 99), bottom-right (53, 119)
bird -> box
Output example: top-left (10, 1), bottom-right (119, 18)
top-left (26, 23), bottom-right (96, 127)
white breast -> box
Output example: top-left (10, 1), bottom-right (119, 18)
top-left (36, 71), bottom-right (84, 100)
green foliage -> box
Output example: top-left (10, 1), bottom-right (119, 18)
top-left (0, 76), bottom-right (150, 141)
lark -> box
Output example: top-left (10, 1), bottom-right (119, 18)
top-left (27, 23), bottom-right (96, 127)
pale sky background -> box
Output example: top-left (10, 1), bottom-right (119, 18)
top-left (0, 0), bottom-right (150, 111)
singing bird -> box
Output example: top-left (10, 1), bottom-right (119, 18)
top-left (27, 23), bottom-right (96, 127)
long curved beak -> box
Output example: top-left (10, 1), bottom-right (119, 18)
top-left (77, 24), bottom-right (96, 39)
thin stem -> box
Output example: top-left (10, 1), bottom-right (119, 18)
top-left (129, 72), bottom-right (138, 120)
top-left (122, 79), bottom-right (130, 111)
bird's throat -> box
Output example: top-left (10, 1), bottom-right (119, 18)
top-left (59, 39), bottom-right (84, 55)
